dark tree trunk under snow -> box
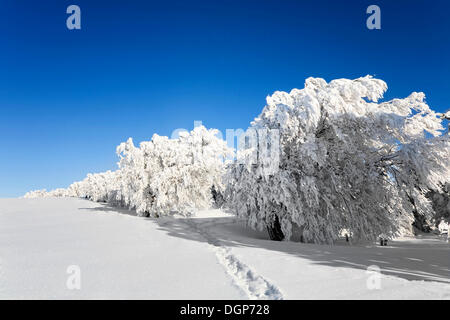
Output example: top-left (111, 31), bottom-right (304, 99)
top-left (267, 215), bottom-right (284, 241)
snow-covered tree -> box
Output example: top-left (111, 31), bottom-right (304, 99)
top-left (26, 126), bottom-right (233, 217)
top-left (24, 188), bottom-right (71, 198)
top-left (225, 76), bottom-right (449, 244)
top-left (114, 126), bottom-right (233, 216)
top-left (24, 189), bottom-right (50, 198)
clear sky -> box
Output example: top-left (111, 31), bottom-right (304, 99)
top-left (1, 0), bottom-right (449, 197)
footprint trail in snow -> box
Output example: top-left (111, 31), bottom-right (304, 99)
top-left (183, 218), bottom-right (284, 300)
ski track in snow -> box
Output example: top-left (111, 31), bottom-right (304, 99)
top-left (182, 218), bottom-right (284, 300)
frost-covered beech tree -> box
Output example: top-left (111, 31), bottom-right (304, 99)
top-left (26, 126), bottom-right (233, 217)
top-left (24, 188), bottom-right (69, 198)
top-left (114, 126), bottom-right (233, 216)
top-left (225, 76), bottom-right (449, 244)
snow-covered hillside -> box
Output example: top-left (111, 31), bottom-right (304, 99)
top-left (0, 198), bottom-right (448, 299)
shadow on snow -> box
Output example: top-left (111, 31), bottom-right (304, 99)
top-left (79, 203), bottom-right (450, 284)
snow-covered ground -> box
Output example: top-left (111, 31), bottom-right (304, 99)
top-left (0, 198), bottom-right (449, 299)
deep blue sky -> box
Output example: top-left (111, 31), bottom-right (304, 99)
top-left (1, 0), bottom-right (449, 197)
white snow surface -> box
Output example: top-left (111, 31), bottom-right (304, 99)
top-left (0, 198), bottom-right (449, 299)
